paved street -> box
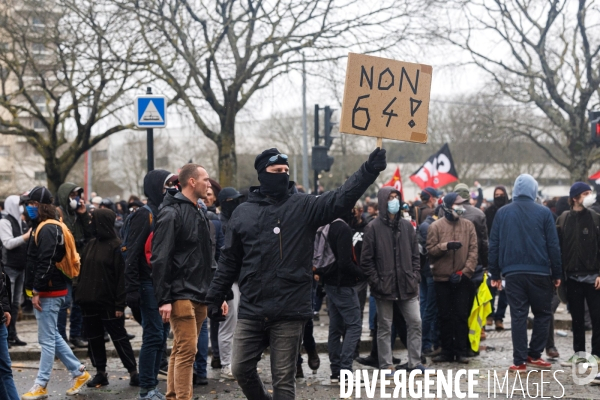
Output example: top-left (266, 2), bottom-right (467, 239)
top-left (10, 304), bottom-right (600, 399)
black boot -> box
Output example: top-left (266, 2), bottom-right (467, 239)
top-left (356, 355), bottom-right (379, 368)
top-left (8, 336), bottom-right (27, 346)
top-left (129, 372), bottom-right (140, 387)
top-left (87, 372), bottom-right (109, 388)
top-left (307, 349), bottom-right (320, 371)
top-left (211, 356), bottom-right (222, 369)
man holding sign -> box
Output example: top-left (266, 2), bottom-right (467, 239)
top-left (206, 147), bottom-right (386, 400)
top-left (339, 53), bottom-right (432, 145)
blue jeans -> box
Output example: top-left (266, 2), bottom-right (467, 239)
top-left (34, 296), bottom-right (83, 386)
top-left (325, 285), bottom-right (361, 374)
top-left (0, 324), bottom-right (18, 399)
top-left (312, 282), bottom-right (325, 313)
top-left (194, 319), bottom-right (209, 378)
top-left (139, 280), bottom-right (170, 390)
top-left (420, 276), bottom-right (439, 351)
top-left (58, 281), bottom-right (83, 340)
top-left (369, 295), bottom-right (376, 330)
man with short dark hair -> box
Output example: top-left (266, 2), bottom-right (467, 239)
top-left (207, 147), bottom-right (385, 400)
top-left (152, 164), bottom-right (220, 400)
top-left (125, 169), bottom-right (176, 400)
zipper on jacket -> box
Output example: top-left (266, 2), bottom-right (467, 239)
top-left (278, 219), bottom-right (282, 260)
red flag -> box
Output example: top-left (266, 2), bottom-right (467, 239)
top-left (382, 166), bottom-right (403, 197)
top-left (590, 170), bottom-right (600, 184)
top-left (409, 143), bottom-right (459, 189)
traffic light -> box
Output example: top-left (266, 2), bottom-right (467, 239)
top-left (312, 146), bottom-right (334, 172)
top-left (324, 106), bottom-right (337, 149)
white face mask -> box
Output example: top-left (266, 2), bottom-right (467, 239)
top-left (69, 198), bottom-right (78, 210)
top-left (583, 193), bottom-right (597, 209)
top-left (19, 205), bottom-right (24, 214)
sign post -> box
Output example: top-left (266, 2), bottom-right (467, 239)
top-left (339, 53), bottom-right (433, 148)
top-left (135, 87), bottom-right (167, 172)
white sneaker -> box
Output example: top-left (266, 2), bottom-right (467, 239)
top-left (561, 354), bottom-right (586, 367)
top-left (221, 364), bottom-right (235, 380)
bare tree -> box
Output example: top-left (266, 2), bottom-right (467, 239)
top-left (108, 0), bottom-right (424, 186)
top-left (436, 0), bottom-right (600, 181)
top-left (0, 0), bottom-right (145, 193)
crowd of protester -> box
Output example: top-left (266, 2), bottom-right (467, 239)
top-left (0, 146), bottom-right (599, 399)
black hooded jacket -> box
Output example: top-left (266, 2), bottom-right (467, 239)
top-left (151, 192), bottom-right (213, 306)
top-left (124, 169), bottom-right (171, 294)
top-left (207, 163), bottom-right (378, 321)
top-left (25, 218), bottom-right (68, 295)
top-left (75, 209), bottom-right (126, 311)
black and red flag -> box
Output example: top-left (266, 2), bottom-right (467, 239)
top-left (409, 143), bottom-right (459, 189)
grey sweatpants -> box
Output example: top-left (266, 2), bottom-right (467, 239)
top-left (218, 282), bottom-right (240, 366)
top-left (376, 297), bottom-right (422, 368)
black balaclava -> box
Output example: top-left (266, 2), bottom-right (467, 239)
top-left (493, 185), bottom-right (509, 208)
top-left (254, 148), bottom-right (290, 200)
top-left (258, 172), bottom-right (289, 199)
top-left (493, 196), bottom-right (507, 208)
top-left (221, 199), bottom-right (241, 219)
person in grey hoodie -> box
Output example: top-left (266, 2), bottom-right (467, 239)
top-left (489, 174), bottom-right (562, 373)
top-left (0, 195), bottom-right (31, 346)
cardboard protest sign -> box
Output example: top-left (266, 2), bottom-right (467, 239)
top-left (339, 53), bottom-right (433, 144)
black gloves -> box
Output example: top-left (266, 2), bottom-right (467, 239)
top-left (365, 148), bottom-right (387, 173)
top-left (447, 241), bottom-right (462, 251)
top-left (449, 272), bottom-right (462, 284)
top-left (126, 291), bottom-right (140, 310)
top-left (208, 302), bottom-right (226, 322)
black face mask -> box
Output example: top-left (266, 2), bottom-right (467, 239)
top-left (258, 171), bottom-right (290, 200)
top-left (494, 195), bottom-right (507, 208)
top-left (221, 199), bottom-right (240, 219)
top-left (165, 187), bottom-right (179, 196)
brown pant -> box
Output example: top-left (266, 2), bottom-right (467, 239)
top-left (166, 300), bottom-right (207, 400)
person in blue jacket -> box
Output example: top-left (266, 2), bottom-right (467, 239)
top-left (489, 174), bottom-right (562, 373)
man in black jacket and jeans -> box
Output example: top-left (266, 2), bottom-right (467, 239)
top-left (124, 169), bottom-right (176, 400)
top-left (207, 147), bottom-right (385, 400)
top-left (152, 164), bottom-right (217, 400)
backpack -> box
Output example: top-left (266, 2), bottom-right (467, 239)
top-left (312, 218), bottom-right (344, 276)
top-left (120, 205), bottom-right (154, 262)
top-left (33, 219), bottom-right (81, 279)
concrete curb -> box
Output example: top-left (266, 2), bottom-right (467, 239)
top-left (8, 339), bottom-right (380, 362)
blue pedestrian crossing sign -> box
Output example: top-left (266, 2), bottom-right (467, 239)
top-left (135, 95), bottom-right (167, 128)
